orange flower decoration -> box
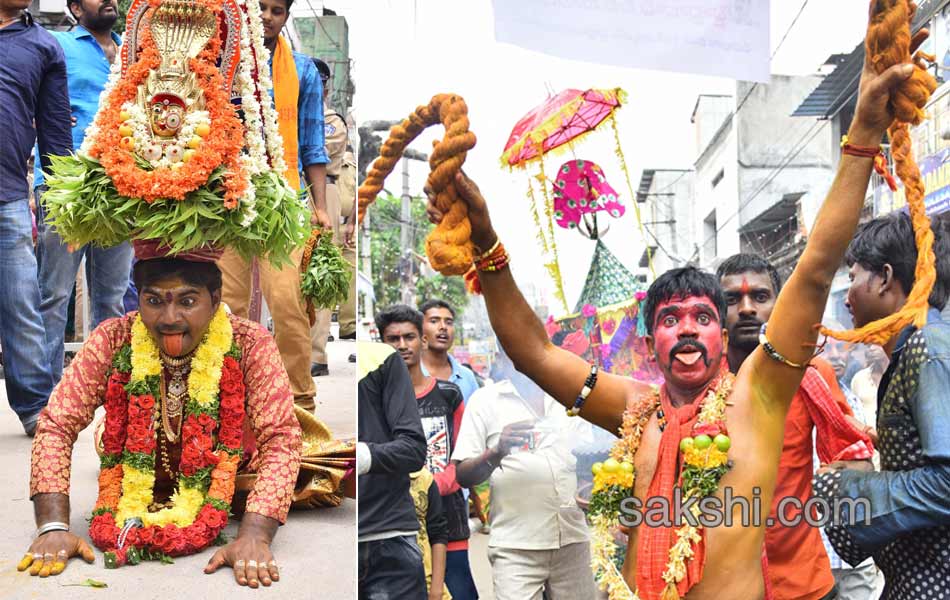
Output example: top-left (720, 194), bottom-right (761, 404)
top-left (95, 465), bottom-right (125, 510)
top-left (88, 0), bottom-right (246, 207)
top-left (207, 451), bottom-right (240, 502)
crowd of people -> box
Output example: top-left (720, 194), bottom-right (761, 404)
top-left (358, 23), bottom-right (950, 600)
top-left (3, 0), bottom-right (355, 588)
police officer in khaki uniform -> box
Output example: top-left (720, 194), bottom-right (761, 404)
top-left (338, 148), bottom-right (358, 347)
top-left (310, 58), bottom-right (355, 376)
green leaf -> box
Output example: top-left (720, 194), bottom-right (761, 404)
top-left (42, 155), bottom-right (307, 266)
top-left (61, 578), bottom-right (109, 588)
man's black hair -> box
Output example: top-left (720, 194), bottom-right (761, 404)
top-left (419, 299), bottom-right (455, 318)
top-left (66, 0), bottom-right (82, 18)
top-left (846, 211), bottom-right (950, 311)
top-left (284, 0), bottom-right (294, 10)
top-left (312, 57), bottom-right (331, 82)
top-left (375, 305), bottom-right (424, 337)
top-left (640, 266), bottom-right (727, 335)
top-left (132, 259), bottom-right (222, 296)
top-left (716, 253), bottom-right (783, 294)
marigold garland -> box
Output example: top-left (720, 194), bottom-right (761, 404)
top-left (588, 375), bottom-right (734, 600)
top-left (91, 307), bottom-right (245, 567)
top-left (87, 2), bottom-right (246, 206)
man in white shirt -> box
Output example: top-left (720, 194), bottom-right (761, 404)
top-left (451, 352), bottom-right (596, 600)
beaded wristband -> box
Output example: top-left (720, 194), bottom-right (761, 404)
top-left (758, 323), bottom-right (809, 369)
top-left (567, 364), bottom-right (598, 416)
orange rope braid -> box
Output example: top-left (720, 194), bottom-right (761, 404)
top-left (822, 0), bottom-right (938, 346)
top-left (357, 94), bottom-right (477, 276)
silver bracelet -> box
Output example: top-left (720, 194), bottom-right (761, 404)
top-left (35, 521), bottom-right (69, 538)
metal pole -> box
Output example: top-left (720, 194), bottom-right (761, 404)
top-left (400, 157), bottom-right (414, 306)
top-left (361, 209), bottom-right (374, 324)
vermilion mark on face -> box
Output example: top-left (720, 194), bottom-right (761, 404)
top-left (165, 292), bottom-right (174, 303)
top-left (740, 277), bottom-right (751, 297)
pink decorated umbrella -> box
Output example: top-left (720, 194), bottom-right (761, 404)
top-left (500, 88), bottom-right (625, 168)
top-left (498, 87), bottom-right (653, 313)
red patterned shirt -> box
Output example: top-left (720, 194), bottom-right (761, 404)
top-left (30, 312), bottom-right (302, 523)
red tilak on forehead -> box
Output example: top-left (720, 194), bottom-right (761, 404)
top-left (740, 277), bottom-right (751, 296)
top-left (165, 292), bottom-right (174, 303)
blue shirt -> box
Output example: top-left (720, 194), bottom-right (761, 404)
top-left (34, 25), bottom-right (122, 187)
top-left (268, 49), bottom-right (328, 176)
top-left (0, 15), bottom-right (71, 202)
top-left (421, 354), bottom-right (481, 404)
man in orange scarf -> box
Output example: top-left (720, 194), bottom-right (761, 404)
top-left (717, 254), bottom-right (874, 600)
top-left (217, 0), bottom-right (330, 412)
top-left (425, 24), bottom-right (921, 598)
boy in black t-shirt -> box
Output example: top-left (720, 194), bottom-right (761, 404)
top-left (376, 305), bottom-right (478, 600)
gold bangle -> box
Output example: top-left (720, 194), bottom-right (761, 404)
top-left (474, 238), bottom-right (501, 262)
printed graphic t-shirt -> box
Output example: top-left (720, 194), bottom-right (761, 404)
top-left (417, 378), bottom-right (469, 548)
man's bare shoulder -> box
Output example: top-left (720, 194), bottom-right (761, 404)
top-left (617, 374), bottom-right (658, 411)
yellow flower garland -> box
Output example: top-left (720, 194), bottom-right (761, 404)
top-left (590, 374), bottom-right (734, 600)
top-left (115, 307), bottom-right (232, 528)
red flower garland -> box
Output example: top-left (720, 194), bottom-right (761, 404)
top-left (92, 347), bottom-right (245, 566)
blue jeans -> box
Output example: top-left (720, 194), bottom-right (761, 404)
top-left (35, 187), bottom-right (132, 383)
top-left (358, 535), bottom-right (427, 600)
top-left (446, 548), bottom-right (479, 600)
top-left (0, 199), bottom-right (54, 425)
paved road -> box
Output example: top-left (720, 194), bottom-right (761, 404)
top-left (0, 332), bottom-right (356, 600)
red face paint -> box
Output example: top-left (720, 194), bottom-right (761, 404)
top-left (651, 295), bottom-right (724, 390)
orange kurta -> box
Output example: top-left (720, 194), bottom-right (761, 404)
top-left (29, 312), bottom-right (302, 523)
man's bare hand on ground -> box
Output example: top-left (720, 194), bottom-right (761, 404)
top-left (204, 535), bottom-right (280, 588)
top-left (17, 531), bottom-right (95, 577)
top-left (205, 513), bottom-right (280, 588)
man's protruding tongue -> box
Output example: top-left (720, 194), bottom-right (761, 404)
top-left (675, 351), bottom-right (703, 366)
top-left (163, 333), bottom-right (184, 357)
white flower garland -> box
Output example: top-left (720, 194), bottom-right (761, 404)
top-left (238, 0), bottom-right (288, 175)
top-left (79, 36), bottom-right (125, 156)
top-left (76, 0), bottom-right (289, 233)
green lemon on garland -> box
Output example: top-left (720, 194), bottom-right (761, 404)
top-left (592, 462), bottom-right (603, 475)
top-left (620, 461), bottom-right (634, 473)
top-left (679, 437), bottom-right (695, 452)
top-left (602, 458), bottom-right (620, 473)
top-left (693, 434), bottom-right (713, 450)
top-left (714, 434), bottom-right (732, 452)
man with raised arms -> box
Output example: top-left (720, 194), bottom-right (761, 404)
top-left (425, 19), bottom-right (924, 598)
